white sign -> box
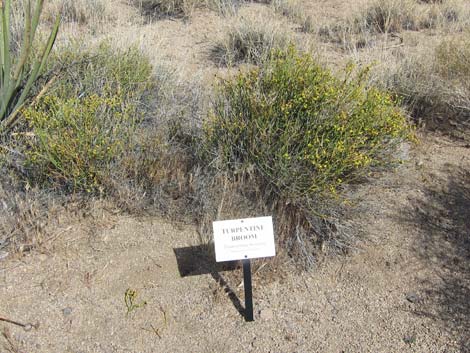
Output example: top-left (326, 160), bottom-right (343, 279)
top-left (213, 216), bottom-right (275, 262)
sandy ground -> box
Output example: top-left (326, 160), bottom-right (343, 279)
top-left (1, 133), bottom-right (468, 353)
top-left (1, 1), bottom-right (470, 352)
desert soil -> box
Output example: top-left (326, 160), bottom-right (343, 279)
top-left (1, 135), bottom-right (468, 353)
top-left (1, 1), bottom-right (470, 352)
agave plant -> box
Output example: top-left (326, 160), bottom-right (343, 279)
top-left (0, 0), bottom-right (60, 134)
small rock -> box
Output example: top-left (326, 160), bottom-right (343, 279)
top-left (62, 307), bottom-right (73, 316)
top-left (259, 309), bottom-right (274, 320)
top-left (406, 293), bottom-right (419, 303)
top-left (0, 251), bottom-right (9, 261)
top-left (38, 254), bottom-right (48, 262)
top-left (397, 142), bottom-right (411, 161)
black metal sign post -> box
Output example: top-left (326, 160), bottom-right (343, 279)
top-left (213, 217), bottom-right (275, 322)
top-left (242, 258), bottom-right (254, 322)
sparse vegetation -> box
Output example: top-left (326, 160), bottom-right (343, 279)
top-left (133, 0), bottom-right (199, 18)
top-left (358, 0), bottom-right (419, 33)
top-left (271, 0), bottom-right (314, 32)
top-left (211, 17), bottom-right (290, 66)
top-left (1, 1), bottom-right (470, 350)
top-left (44, 0), bottom-right (108, 25)
top-left (0, 0), bottom-right (467, 265)
top-left (319, 0), bottom-right (469, 49)
top-left (384, 35), bottom-right (470, 137)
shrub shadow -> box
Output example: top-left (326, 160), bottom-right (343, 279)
top-left (402, 163), bottom-right (470, 351)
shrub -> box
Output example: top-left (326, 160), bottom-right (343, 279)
top-left (205, 47), bottom-right (410, 198)
top-left (21, 44), bottom-right (153, 192)
top-left (47, 43), bottom-right (152, 101)
top-left (23, 94), bottom-right (134, 192)
top-left (203, 47), bottom-right (410, 262)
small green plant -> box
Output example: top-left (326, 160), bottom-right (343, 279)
top-left (0, 0), bottom-right (60, 135)
top-left (124, 288), bottom-right (147, 315)
top-left (205, 46), bottom-right (410, 198)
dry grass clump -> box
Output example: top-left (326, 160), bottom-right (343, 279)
top-left (383, 35), bottom-right (470, 138)
top-left (133, 0), bottom-right (200, 18)
top-left (271, 0), bottom-right (314, 33)
top-left (7, 0), bottom-right (26, 53)
top-left (358, 0), bottom-right (419, 33)
top-left (113, 66), bottom-right (205, 213)
top-left (43, 0), bottom-right (109, 25)
top-left (435, 37), bottom-right (470, 80)
top-left (133, 0), bottom-right (242, 18)
top-left (317, 0), bottom-right (418, 50)
top-left (356, 0), bottom-right (466, 33)
top-left (206, 0), bottom-right (241, 16)
top-left (210, 17), bottom-right (291, 66)
top-left (0, 179), bottom-right (60, 255)
top-left (320, 0), bottom-right (469, 49)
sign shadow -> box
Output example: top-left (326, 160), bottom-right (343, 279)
top-left (173, 245), bottom-right (245, 317)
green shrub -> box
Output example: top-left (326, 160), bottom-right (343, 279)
top-left (205, 47), bottom-right (410, 198)
top-left (22, 44), bottom-right (153, 192)
top-left (23, 94), bottom-right (134, 192)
